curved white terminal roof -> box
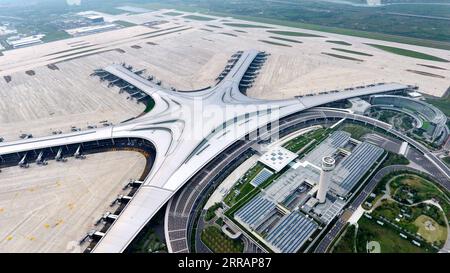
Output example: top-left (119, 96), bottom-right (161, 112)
top-left (0, 49), bottom-right (411, 252)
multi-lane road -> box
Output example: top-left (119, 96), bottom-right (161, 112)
top-left (164, 107), bottom-right (450, 253)
top-left (314, 165), bottom-right (420, 253)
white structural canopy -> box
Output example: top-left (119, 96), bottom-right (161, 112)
top-left (0, 49), bottom-right (412, 253)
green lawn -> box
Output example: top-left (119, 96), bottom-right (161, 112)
top-left (144, 97), bottom-right (155, 113)
top-left (201, 226), bottom-right (244, 253)
top-left (113, 20), bottom-right (137, 27)
top-left (183, 15), bottom-right (215, 21)
top-left (421, 121), bottom-right (431, 130)
top-left (86, 3), bottom-right (450, 51)
top-left (389, 173), bottom-right (450, 220)
top-left (259, 40), bottom-right (291, 47)
top-left (365, 43), bottom-right (449, 63)
top-left (355, 217), bottom-right (433, 253)
top-left (205, 202), bottom-right (222, 221)
top-left (339, 123), bottom-right (373, 139)
top-left (426, 96), bottom-right (450, 117)
top-left (331, 48), bottom-right (373, 57)
top-left (282, 128), bottom-right (326, 153)
top-left (326, 40), bottom-right (352, 46)
top-left (267, 30), bottom-right (324, 37)
top-left (372, 200), bottom-right (447, 247)
top-left (332, 224), bottom-right (356, 253)
top-left (443, 156), bottom-right (450, 167)
top-left (269, 36), bottom-right (303, 44)
top-left (322, 52), bottom-right (364, 62)
top-left (223, 163), bottom-right (264, 207)
top-left (223, 23), bottom-right (272, 28)
top-left (163, 12), bottom-right (183, 16)
top-left (333, 213), bottom-right (438, 253)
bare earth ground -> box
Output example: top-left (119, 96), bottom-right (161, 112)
top-left (0, 151), bottom-right (146, 253)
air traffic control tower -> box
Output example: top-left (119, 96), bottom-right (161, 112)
top-left (317, 156), bottom-right (335, 203)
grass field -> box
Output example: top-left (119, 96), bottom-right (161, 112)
top-left (183, 15), bottom-right (215, 21)
top-left (426, 94), bottom-right (450, 117)
top-left (205, 203), bottom-right (222, 221)
top-left (201, 226), bottom-right (244, 253)
top-left (113, 20), bottom-right (137, 27)
top-left (331, 48), bottom-right (373, 56)
top-left (259, 40), bottom-right (291, 47)
top-left (282, 128), bottom-right (326, 153)
top-left (223, 23), bottom-right (272, 28)
top-left (223, 163), bottom-right (263, 207)
top-left (355, 217), bottom-right (433, 253)
top-left (322, 52), bottom-right (364, 62)
top-left (365, 43), bottom-right (449, 62)
top-left (144, 98), bottom-right (155, 113)
top-left (131, 3), bottom-right (450, 50)
top-left (443, 156), bottom-right (450, 167)
top-left (326, 40), bottom-right (352, 46)
top-left (163, 11), bottom-right (183, 16)
top-left (333, 215), bottom-right (437, 253)
top-left (332, 224), bottom-right (356, 253)
top-left (372, 200), bottom-right (447, 246)
top-left (269, 36), bottom-right (303, 44)
top-left (267, 30), bottom-right (324, 38)
top-left (389, 173), bottom-right (450, 220)
top-left (414, 215), bottom-right (447, 244)
top-left (339, 123), bottom-right (374, 139)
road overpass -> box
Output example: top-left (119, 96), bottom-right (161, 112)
top-left (0, 49), bottom-right (413, 253)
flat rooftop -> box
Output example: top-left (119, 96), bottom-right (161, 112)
top-left (259, 146), bottom-right (297, 172)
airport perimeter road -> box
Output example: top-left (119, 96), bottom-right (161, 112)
top-left (314, 165), bottom-right (415, 253)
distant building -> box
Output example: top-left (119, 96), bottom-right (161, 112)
top-left (65, 24), bottom-right (118, 37)
top-left (6, 34), bottom-right (45, 48)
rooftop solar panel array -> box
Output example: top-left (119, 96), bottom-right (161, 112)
top-left (331, 142), bottom-right (384, 196)
top-left (235, 195), bottom-right (276, 229)
top-left (265, 212), bottom-right (318, 253)
top-left (250, 168), bottom-right (273, 187)
top-left (303, 131), bottom-right (351, 167)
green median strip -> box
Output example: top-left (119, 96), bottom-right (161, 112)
top-left (326, 40), bottom-right (352, 46)
top-left (259, 40), bottom-right (291, 47)
top-left (269, 36), bottom-right (303, 44)
top-left (183, 15), bottom-right (215, 21)
top-left (267, 30), bottom-right (324, 38)
top-left (365, 43), bottom-right (449, 63)
top-left (331, 48), bottom-right (373, 56)
top-left (223, 23), bottom-right (272, 28)
top-left (322, 52), bottom-right (364, 62)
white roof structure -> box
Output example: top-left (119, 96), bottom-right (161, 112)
top-left (259, 147), bottom-right (297, 172)
top-left (0, 49), bottom-right (412, 253)
top-left (407, 91), bottom-right (423, 98)
top-left (6, 34), bottom-right (45, 48)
